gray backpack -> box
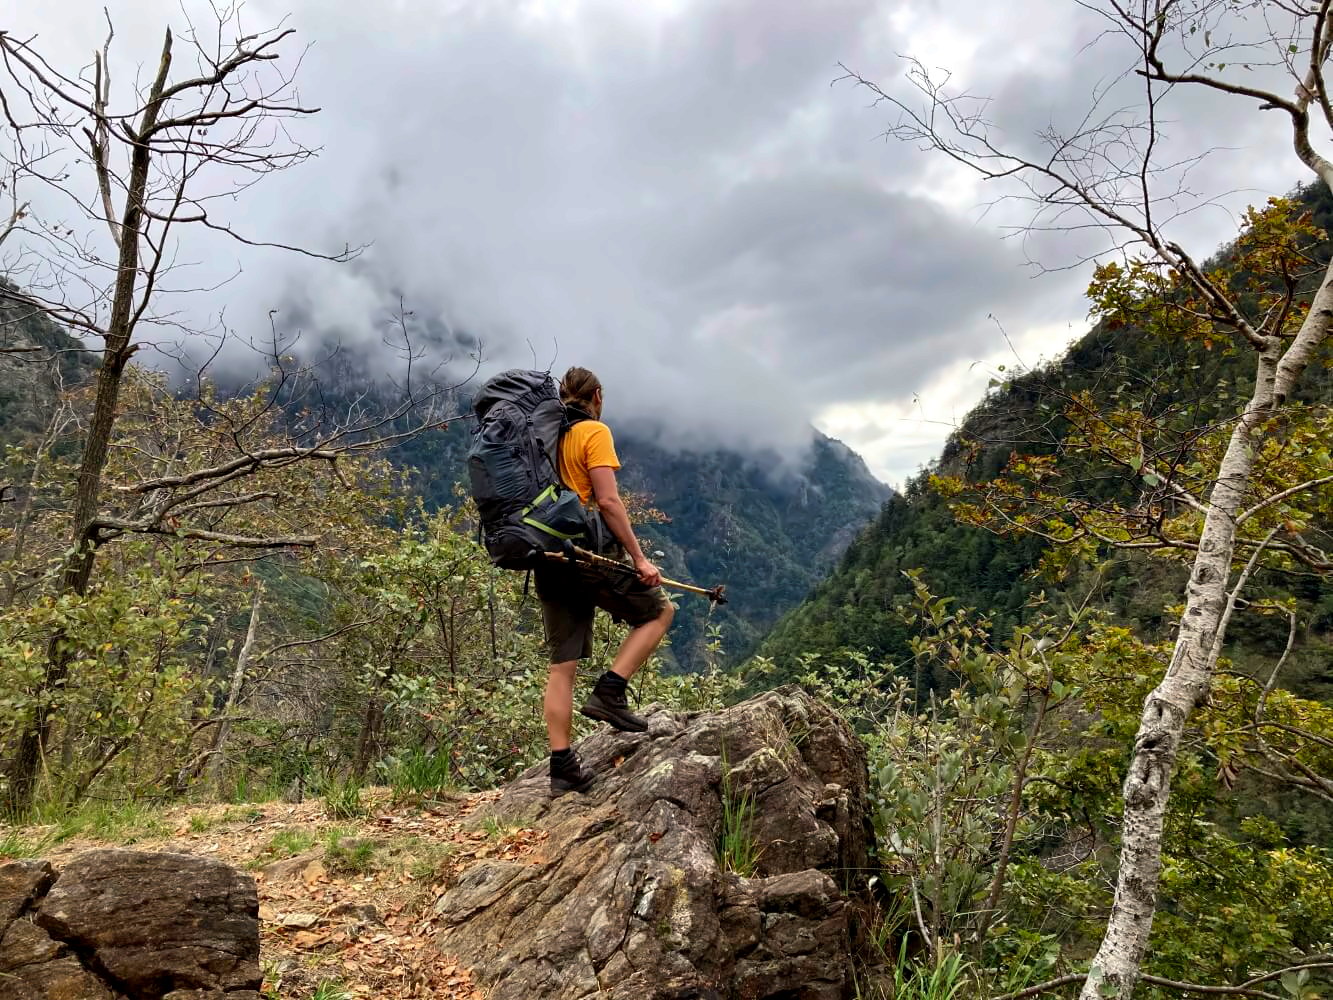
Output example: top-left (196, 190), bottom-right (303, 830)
top-left (466, 370), bottom-right (606, 569)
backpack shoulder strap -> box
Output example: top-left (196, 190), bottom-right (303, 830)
top-left (555, 405), bottom-right (597, 490)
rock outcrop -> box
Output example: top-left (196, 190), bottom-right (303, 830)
top-left (435, 686), bottom-right (874, 1000)
top-left (0, 851), bottom-right (261, 1000)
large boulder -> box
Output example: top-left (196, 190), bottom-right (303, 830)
top-left (0, 850), bottom-right (261, 1000)
top-left (435, 685), bottom-right (875, 1000)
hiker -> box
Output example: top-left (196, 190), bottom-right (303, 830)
top-left (539, 366), bottom-right (675, 795)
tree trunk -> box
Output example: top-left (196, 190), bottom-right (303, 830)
top-left (4, 31), bottom-right (174, 815)
top-left (352, 695), bottom-right (385, 780)
top-left (1079, 267), bottom-right (1333, 999)
top-left (976, 689), bottom-right (1049, 947)
top-left (206, 589), bottom-right (261, 797)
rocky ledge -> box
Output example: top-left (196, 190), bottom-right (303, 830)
top-left (434, 685), bottom-right (875, 1000)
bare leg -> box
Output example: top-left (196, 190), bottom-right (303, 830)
top-left (545, 660), bottom-right (577, 750)
top-left (610, 602), bottom-right (675, 680)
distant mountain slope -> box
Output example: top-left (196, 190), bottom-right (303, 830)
top-left (0, 282), bottom-right (96, 435)
top-left (395, 418), bottom-right (889, 663)
top-left (619, 433), bottom-right (890, 658)
top-left (757, 182), bottom-right (1333, 706)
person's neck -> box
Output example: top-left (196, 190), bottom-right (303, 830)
top-left (567, 403), bottom-right (598, 422)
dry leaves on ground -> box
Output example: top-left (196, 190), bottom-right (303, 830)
top-left (6, 789), bottom-right (549, 999)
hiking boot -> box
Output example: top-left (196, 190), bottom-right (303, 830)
top-left (580, 685), bottom-right (648, 733)
top-left (550, 751), bottom-right (596, 796)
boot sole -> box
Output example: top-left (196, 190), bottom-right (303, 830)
top-left (579, 704), bottom-right (648, 733)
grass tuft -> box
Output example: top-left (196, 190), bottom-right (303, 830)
top-left (321, 774), bottom-right (365, 821)
top-left (716, 751), bottom-right (762, 877)
top-left (0, 826), bottom-right (55, 860)
top-left (311, 980), bottom-right (353, 1000)
top-left (323, 827), bottom-right (376, 874)
top-left (378, 748), bottom-right (453, 801)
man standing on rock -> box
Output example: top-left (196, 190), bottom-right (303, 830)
top-left (538, 367), bottom-right (675, 795)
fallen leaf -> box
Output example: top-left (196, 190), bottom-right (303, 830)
top-left (302, 859), bottom-right (327, 886)
top-left (292, 930), bottom-right (330, 949)
top-left (278, 912), bottom-right (319, 929)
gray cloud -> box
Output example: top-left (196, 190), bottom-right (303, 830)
top-left (9, 0), bottom-right (1318, 481)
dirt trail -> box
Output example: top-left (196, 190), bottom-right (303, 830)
top-left (5, 790), bottom-right (549, 999)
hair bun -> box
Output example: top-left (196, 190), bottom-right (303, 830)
top-left (560, 366), bottom-right (601, 408)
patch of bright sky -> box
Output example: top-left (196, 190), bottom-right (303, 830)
top-left (816, 317), bottom-right (1084, 488)
top-left (814, 0), bottom-right (1101, 486)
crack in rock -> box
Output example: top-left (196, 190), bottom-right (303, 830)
top-left (0, 851), bottom-right (261, 1000)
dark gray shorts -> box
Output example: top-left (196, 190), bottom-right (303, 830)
top-left (535, 560), bottom-right (669, 662)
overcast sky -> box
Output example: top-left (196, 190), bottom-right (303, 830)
top-left (8, 0), bottom-right (1318, 486)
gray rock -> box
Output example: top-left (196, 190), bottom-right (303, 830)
top-left (35, 849), bottom-right (261, 996)
top-left (435, 686), bottom-right (874, 1000)
top-left (0, 917), bottom-right (65, 972)
top-left (258, 849), bottom-right (322, 882)
top-left (4, 955), bottom-right (116, 1000)
top-left (0, 861), bottom-right (55, 935)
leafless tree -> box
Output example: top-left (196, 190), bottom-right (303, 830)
top-left (843, 2), bottom-right (1333, 996)
top-left (0, 7), bottom-right (466, 812)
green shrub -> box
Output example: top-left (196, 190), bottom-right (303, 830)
top-left (377, 747), bottom-right (453, 799)
top-left (321, 775), bottom-right (364, 821)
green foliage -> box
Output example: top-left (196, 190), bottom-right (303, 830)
top-left (376, 748), bottom-right (454, 801)
top-left (887, 944), bottom-right (971, 1000)
top-left (321, 775), bottom-right (365, 821)
top-left (805, 577), bottom-right (1333, 991)
top-left (0, 546), bottom-right (211, 809)
top-left (856, 938), bottom-right (972, 1000)
top-left (310, 980), bottom-right (353, 1000)
top-left (322, 830), bottom-right (376, 875)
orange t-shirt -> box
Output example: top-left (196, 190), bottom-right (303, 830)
top-left (560, 420), bottom-right (620, 505)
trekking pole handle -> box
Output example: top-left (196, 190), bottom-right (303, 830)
top-left (543, 548), bottom-right (728, 606)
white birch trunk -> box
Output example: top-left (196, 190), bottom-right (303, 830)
top-left (1079, 267), bottom-right (1333, 1000)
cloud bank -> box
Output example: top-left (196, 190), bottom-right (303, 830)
top-left (11, 0), bottom-right (1315, 483)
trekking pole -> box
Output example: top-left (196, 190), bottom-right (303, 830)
top-left (544, 545), bottom-right (728, 606)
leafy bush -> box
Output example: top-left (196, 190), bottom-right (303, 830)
top-left (321, 775), bottom-right (365, 821)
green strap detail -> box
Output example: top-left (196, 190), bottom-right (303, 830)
top-left (522, 516), bottom-right (582, 540)
top-left (521, 484), bottom-right (558, 516)
top-left (521, 484), bottom-right (585, 540)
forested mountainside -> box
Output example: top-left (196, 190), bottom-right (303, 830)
top-left (621, 434), bottom-right (890, 655)
top-left (759, 181), bottom-right (1333, 699)
top-left (0, 282), bottom-right (96, 436)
